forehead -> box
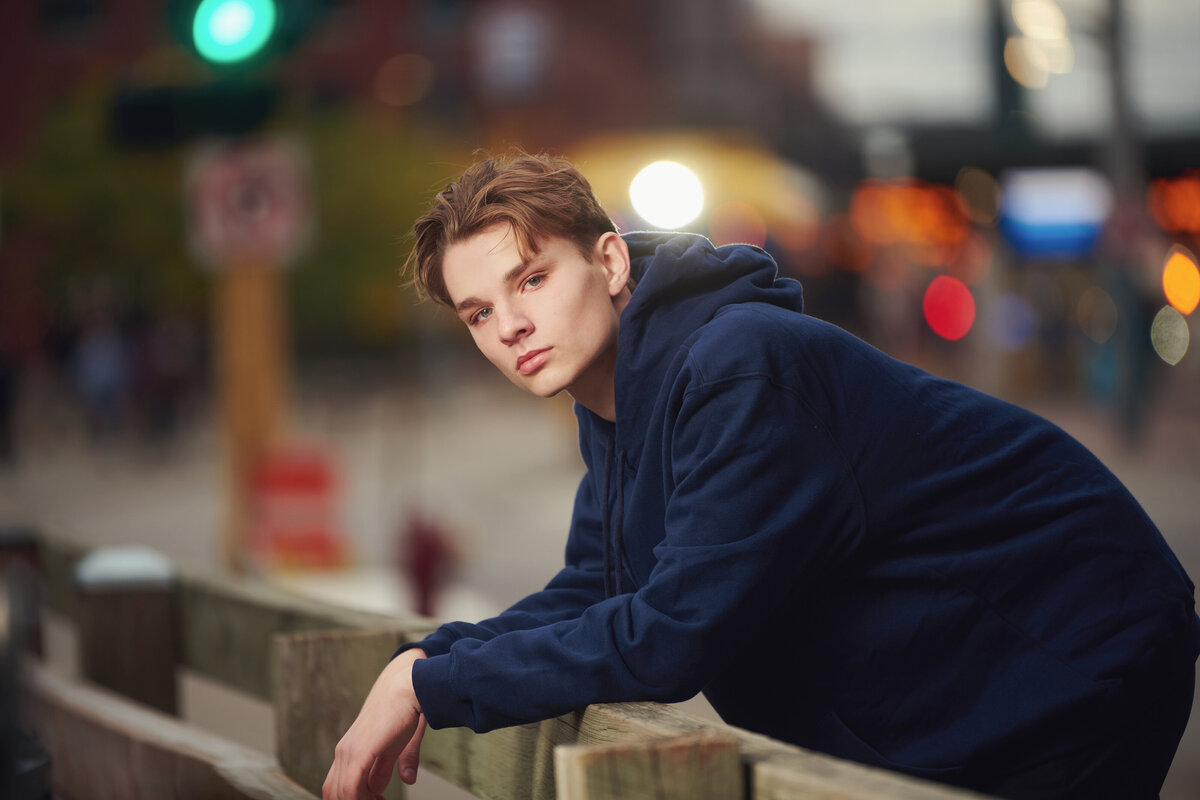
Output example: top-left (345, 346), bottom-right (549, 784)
top-left (442, 223), bottom-right (581, 302)
top-left (442, 223), bottom-right (523, 300)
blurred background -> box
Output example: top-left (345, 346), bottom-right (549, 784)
top-left (1, 0), bottom-right (1198, 797)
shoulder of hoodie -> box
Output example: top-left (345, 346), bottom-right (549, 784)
top-left (672, 301), bottom-right (844, 391)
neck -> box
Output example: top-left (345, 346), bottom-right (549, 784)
top-left (568, 287), bottom-right (630, 422)
top-left (568, 353), bottom-right (618, 422)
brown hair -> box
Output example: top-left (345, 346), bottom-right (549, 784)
top-left (404, 152), bottom-right (617, 307)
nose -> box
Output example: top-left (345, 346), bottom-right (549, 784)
top-left (496, 302), bottom-right (533, 345)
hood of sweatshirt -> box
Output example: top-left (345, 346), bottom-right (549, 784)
top-left (609, 231), bottom-right (805, 451)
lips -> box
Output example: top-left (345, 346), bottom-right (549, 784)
top-left (516, 347), bottom-right (551, 376)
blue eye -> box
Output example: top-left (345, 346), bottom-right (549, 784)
top-left (472, 308), bottom-right (493, 325)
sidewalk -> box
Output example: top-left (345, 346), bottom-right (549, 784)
top-left (2, 367), bottom-right (1198, 799)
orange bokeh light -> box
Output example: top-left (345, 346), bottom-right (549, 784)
top-left (1148, 173), bottom-right (1200, 234)
top-left (849, 180), bottom-right (969, 269)
top-left (1163, 248), bottom-right (1200, 315)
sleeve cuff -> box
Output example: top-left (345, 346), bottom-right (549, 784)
top-left (411, 653), bottom-right (475, 730)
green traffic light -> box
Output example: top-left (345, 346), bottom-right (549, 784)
top-left (193, 0), bottom-right (277, 64)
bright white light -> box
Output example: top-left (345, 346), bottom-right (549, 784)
top-left (630, 161), bottom-right (704, 229)
top-left (212, 1), bottom-right (255, 45)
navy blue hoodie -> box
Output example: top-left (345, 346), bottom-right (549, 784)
top-left (408, 232), bottom-right (1199, 786)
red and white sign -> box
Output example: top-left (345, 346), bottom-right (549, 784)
top-left (186, 137), bottom-right (313, 269)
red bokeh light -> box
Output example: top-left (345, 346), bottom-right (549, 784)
top-left (923, 275), bottom-right (976, 340)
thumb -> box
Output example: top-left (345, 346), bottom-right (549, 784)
top-left (397, 714), bottom-right (428, 785)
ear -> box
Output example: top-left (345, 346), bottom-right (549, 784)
top-left (595, 232), bottom-right (631, 298)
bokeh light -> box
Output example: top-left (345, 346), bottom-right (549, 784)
top-left (630, 161), bottom-right (704, 230)
top-left (987, 291), bottom-right (1038, 351)
top-left (1150, 306), bottom-right (1190, 365)
top-left (193, 0), bottom-right (276, 64)
top-left (373, 54), bottom-right (435, 108)
top-left (1010, 0), bottom-right (1073, 74)
top-left (923, 275), bottom-right (976, 341)
top-left (849, 180), bottom-right (968, 266)
top-left (954, 167), bottom-right (1002, 225)
top-left (1162, 248), bottom-right (1200, 315)
top-left (1012, 0), bottom-right (1068, 40)
top-left (1076, 285), bottom-right (1119, 344)
top-left (1004, 36), bottom-right (1050, 89)
top-left (1148, 174), bottom-right (1200, 234)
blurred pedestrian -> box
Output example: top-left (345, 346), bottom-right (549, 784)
top-left (397, 511), bottom-right (461, 618)
top-left (325, 153), bottom-right (1199, 800)
top-left (71, 315), bottom-right (127, 442)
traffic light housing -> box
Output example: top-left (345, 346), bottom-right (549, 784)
top-left (109, 80), bottom-right (278, 149)
top-left (110, 1), bottom-right (328, 148)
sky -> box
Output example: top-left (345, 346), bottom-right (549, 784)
top-left (746, 0), bottom-right (1200, 137)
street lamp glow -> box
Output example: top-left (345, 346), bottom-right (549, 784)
top-left (194, 0), bottom-right (277, 64)
top-left (630, 161), bottom-right (704, 229)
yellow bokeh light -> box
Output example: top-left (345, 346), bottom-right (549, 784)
top-left (1012, 0), bottom-right (1068, 41)
top-left (1004, 36), bottom-right (1050, 90)
top-left (1163, 248), bottom-right (1200, 315)
top-left (1151, 306), bottom-right (1190, 365)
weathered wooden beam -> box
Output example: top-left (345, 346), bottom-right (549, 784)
top-left (735, 726), bottom-right (995, 800)
top-left (34, 533), bottom-right (994, 800)
top-left (36, 533), bottom-right (433, 702)
top-left (554, 731), bottom-right (742, 800)
top-left (272, 629), bottom-right (411, 799)
top-left (419, 702), bottom-right (727, 799)
top-left (423, 703), bottom-right (995, 800)
top-left (180, 570), bottom-right (420, 701)
top-left (21, 658), bottom-right (317, 800)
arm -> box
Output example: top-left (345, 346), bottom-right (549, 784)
top-left (413, 372), bottom-right (866, 732)
top-left (327, 462), bottom-right (608, 797)
top-left (396, 472), bottom-right (608, 659)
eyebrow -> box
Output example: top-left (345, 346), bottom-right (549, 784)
top-left (453, 253), bottom-right (549, 315)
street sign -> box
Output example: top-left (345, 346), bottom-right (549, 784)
top-left (186, 137), bottom-right (313, 270)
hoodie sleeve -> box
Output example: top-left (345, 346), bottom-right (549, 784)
top-left (396, 472), bottom-right (608, 659)
top-left (411, 360), bottom-right (867, 732)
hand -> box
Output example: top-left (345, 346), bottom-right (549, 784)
top-left (323, 648), bottom-right (428, 799)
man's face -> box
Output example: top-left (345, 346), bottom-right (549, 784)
top-left (442, 223), bottom-right (627, 410)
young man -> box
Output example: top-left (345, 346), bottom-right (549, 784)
top-left (324, 154), bottom-right (1199, 800)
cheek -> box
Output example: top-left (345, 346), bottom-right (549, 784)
top-left (469, 331), bottom-right (504, 366)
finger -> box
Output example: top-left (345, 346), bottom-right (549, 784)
top-left (365, 711), bottom-right (421, 795)
top-left (397, 714), bottom-right (428, 785)
top-left (365, 751), bottom-right (398, 796)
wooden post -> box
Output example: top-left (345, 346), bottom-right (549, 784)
top-left (554, 732), bottom-right (743, 800)
top-left (272, 629), bottom-right (409, 798)
top-left (0, 524), bottom-right (43, 656)
top-left (73, 546), bottom-right (179, 714)
top-left (215, 259), bottom-right (288, 574)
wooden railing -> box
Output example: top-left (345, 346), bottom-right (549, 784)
top-left (9, 531), bottom-right (992, 800)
